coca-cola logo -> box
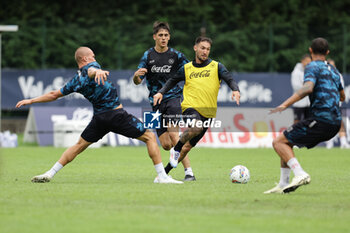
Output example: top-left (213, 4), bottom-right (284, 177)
top-left (151, 65), bottom-right (172, 73)
top-left (189, 70), bottom-right (211, 79)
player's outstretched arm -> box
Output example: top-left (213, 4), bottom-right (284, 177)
top-left (16, 90), bottom-right (64, 108)
top-left (270, 81), bottom-right (314, 114)
top-left (269, 105), bottom-right (288, 114)
top-left (88, 68), bottom-right (109, 85)
top-left (153, 93), bottom-right (163, 106)
top-left (133, 68), bottom-right (147, 85)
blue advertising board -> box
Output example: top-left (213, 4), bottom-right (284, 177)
top-left (3, 69), bottom-right (349, 109)
top-left (3, 68), bottom-right (348, 147)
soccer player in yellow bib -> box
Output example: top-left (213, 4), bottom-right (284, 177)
top-left (153, 36), bottom-right (241, 174)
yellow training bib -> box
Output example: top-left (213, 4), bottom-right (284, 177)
top-left (182, 60), bottom-right (220, 118)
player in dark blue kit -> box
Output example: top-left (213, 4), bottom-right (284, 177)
top-left (133, 21), bottom-right (196, 181)
top-left (265, 38), bottom-right (346, 194)
top-left (16, 47), bottom-right (182, 184)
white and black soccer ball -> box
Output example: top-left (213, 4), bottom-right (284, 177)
top-left (230, 165), bottom-right (250, 184)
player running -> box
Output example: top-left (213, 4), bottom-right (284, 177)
top-left (153, 36), bottom-right (240, 174)
top-left (133, 21), bottom-right (196, 181)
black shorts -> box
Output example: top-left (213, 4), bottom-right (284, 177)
top-left (292, 107), bottom-right (310, 121)
top-left (182, 108), bottom-right (211, 147)
top-left (152, 97), bottom-right (182, 137)
top-left (81, 108), bottom-right (146, 143)
top-left (283, 118), bottom-right (340, 149)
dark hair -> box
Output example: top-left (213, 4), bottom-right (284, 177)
top-left (195, 36), bottom-right (212, 45)
top-left (311, 37), bottom-right (329, 55)
top-left (153, 21), bottom-right (170, 35)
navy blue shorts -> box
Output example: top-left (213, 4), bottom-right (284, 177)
top-left (152, 97), bottom-right (182, 137)
top-left (81, 108), bottom-right (146, 143)
top-left (283, 118), bottom-right (340, 149)
top-left (182, 108), bottom-right (211, 147)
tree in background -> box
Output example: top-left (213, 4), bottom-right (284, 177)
top-left (1, 0), bottom-right (349, 73)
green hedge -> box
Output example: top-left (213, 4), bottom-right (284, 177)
top-left (1, 0), bottom-right (349, 72)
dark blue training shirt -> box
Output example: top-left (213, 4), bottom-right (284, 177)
top-left (304, 60), bottom-right (344, 124)
top-left (137, 47), bottom-right (189, 104)
top-left (60, 61), bottom-right (120, 115)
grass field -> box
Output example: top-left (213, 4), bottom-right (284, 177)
top-left (1, 146), bottom-right (350, 233)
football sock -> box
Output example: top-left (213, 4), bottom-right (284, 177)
top-left (340, 136), bottom-right (348, 146)
top-left (325, 138), bottom-right (334, 149)
top-left (154, 163), bottom-right (167, 179)
top-left (287, 157), bottom-right (307, 177)
top-left (174, 141), bottom-right (185, 152)
top-left (184, 167), bottom-right (194, 176)
top-left (46, 162), bottom-right (63, 177)
top-left (278, 167), bottom-right (291, 187)
top-left (164, 163), bottom-right (173, 174)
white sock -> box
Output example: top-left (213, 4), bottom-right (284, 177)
top-left (325, 138), bottom-right (334, 149)
top-left (154, 163), bottom-right (167, 179)
top-left (184, 167), bottom-right (194, 176)
top-left (287, 157), bottom-right (307, 177)
top-left (45, 162), bottom-right (63, 177)
top-left (278, 167), bottom-right (291, 187)
top-left (340, 136), bottom-right (348, 146)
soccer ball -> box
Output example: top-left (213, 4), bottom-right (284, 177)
top-left (230, 165), bottom-right (250, 184)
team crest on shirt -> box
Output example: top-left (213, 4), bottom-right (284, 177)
top-left (149, 60), bottom-right (155, 64)
top-left (168, 58), bottom-right (174, 64)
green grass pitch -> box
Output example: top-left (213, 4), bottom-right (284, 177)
top-left (1, 146), bottom-right (350, 233)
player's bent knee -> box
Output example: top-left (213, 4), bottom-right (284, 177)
top-left (272, 135), bottom-right (284, 145)
top-left (272, 138), bottom-right (279, 149)
top-left (159, 134), bottom-right (173, 150)
top-left (140, 130), bottom-right (156, 143)
top-left (272, 134), bottom-right (289, 149)
top-left (161, 144), bottom-right (172, 151)
top-left (76, 137), bottom-right (92, 151)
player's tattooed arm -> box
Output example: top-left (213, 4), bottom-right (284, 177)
top-left (296, 81), bottom-right (314, 99)
top-left (270, 81), bottom-right (314, 114)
